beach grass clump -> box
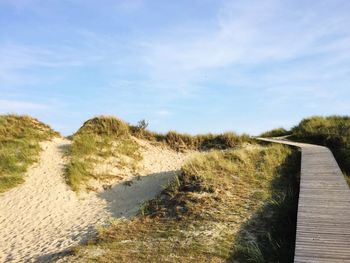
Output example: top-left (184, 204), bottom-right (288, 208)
top-left (71, 143), bottom-right (299, 262)
top-left (0, 114), bottom-right (58, 192)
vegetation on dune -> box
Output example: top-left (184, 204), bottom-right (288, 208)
top-left (67, 115), bottom-right (253, 191)
top-left (0, 114), bottom-right (58, 193)
top-left (67, 116), bottom-right (142, 191)
top-left (72, 144), bottom-right (299, 262)
top-left (131, 126), bottom-right (252, 151)
top-left (291, 116), bottom-right (350, 178)
top-left (161, 131), bottom-right (252, 151)
top-left (130, 118), bottom-right (252, 151)
top-left (76, 116), bottom-right (130, 138)
top-left (260, 127), bottom-right (291, 138)
top-left (0, 114), bottom-right (301, 260)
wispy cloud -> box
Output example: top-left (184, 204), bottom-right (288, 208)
top-left (4, 0), bottom-right (348, 95)
top-left (0, 42), bottom-right (106, 88)
top-left (139, 0), bottom-right (350, 96)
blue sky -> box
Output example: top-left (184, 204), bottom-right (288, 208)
top-left (1, 0), bottom-right (349, 135)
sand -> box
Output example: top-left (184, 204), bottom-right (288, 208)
top-left (0, 137), bottom-right (192, 262)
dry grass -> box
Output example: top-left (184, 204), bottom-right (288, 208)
top-left (0, 114), bottom-right (58, 192)
top-left (70, 143), bottom-right (299, 262)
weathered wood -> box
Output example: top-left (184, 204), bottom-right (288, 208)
top-left (257, 137), bottom-right (350, 263)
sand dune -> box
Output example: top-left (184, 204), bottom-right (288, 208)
top-left (0, 137), bottom-right (191, 262)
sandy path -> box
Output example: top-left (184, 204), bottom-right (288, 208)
top-left (0, 138), bottom-right (110, 262)
top-left (0, 137), bottom-right (192, 262)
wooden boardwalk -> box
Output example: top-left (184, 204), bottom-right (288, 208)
top-left (258, 137), bottom-right (350, 263)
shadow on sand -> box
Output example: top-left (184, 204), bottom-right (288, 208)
top-left (35, 169), bottom-right (179, 262)
top-left (98, 170), bottom-right (179, 218)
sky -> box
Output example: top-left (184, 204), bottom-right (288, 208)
top-left (0, 0), bottom-right (350, 135)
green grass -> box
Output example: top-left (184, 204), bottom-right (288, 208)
top-left (291, 116), bottom-right (350, 176)
top-left (0, 114), bottom-right (58, 192)
top-left (71, 143), bottom-right (299, 262)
